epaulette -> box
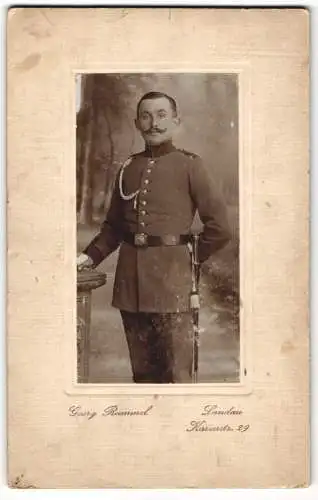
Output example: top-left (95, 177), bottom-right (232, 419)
top-left (178, 149), bottom-right (200, 160)
top-left (120, 152), bottom-right (139, 169)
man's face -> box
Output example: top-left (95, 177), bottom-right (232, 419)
top-left (135, 97), bottom-right (180, 146)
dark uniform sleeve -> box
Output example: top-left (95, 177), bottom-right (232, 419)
top-left (188, 156), bottom-right (231, 263)
top-left (83, 171), bottom-right (123, 267)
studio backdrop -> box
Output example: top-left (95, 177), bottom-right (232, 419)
top-left (76, 72), bottom-right (239, 384)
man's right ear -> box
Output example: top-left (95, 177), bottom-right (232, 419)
top-left (134, 118), bottom-right (140, 131)
top-left (173, 116), bottom-right (181, 127)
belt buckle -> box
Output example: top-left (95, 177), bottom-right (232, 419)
top-left (134, 233), bottom-right (148, 247)
top-left (166, 235), bottom-right (177, 245)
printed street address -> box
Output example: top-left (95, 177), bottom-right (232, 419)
top-left (186, 404), bottom-right (250, 432)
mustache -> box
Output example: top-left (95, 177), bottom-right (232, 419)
top-left (145, 127), bottom-right (167, 134)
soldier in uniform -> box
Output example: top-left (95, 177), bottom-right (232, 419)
top-left (77, 91), bottom-right (231, 384)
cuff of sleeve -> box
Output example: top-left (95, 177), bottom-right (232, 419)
top-left (83, 244), bottom-right (104, 268)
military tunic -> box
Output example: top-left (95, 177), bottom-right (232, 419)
top-left (84, 141), bottom-right (231, 314)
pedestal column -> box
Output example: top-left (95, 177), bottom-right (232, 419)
top-left (77, 269), bottom-right (106, 383)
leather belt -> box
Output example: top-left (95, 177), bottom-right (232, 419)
top-left (123, 232), bottom-right (191, 248)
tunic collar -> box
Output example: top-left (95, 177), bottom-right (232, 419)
top-left (144, 140), bottom-right (176, 158)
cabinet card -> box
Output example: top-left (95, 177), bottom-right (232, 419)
top-left (7, 7), bottom-right (309, 488)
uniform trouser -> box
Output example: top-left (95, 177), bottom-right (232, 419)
top-left (120, 311), bottom-right (193, 383)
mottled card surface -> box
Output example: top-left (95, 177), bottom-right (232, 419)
top-left (7, 8), bottom-right (309, 488)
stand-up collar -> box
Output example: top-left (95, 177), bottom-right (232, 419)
top-left (144, 140), bottom-right (176, 158)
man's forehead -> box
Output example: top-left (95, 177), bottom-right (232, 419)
top-left (138, 97), bottom-right (173, 113)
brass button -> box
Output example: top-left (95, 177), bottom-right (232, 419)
top-left (142, 189), bottom-right (148, 194)
top-left (140, 221), bottom-right (145, 227)
top-left (141, 210), bottom-right (146, 216)
top-left (141, 200), bottom-right (147, 206)
top-left (144, 179), bottom-right (149, 185)
top-left (147, 169), bottom-right (151, 173)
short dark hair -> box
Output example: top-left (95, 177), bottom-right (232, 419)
top-left (136, 91), bottom-right (178, 117)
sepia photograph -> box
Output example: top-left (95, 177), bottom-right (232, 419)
top-left (7, 7), bottom-right (309, 488)
top-left (76, 73), bottom-right (240, 384)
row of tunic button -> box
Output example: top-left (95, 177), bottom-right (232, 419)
top-left (139, 160), bottom-right (155, 226)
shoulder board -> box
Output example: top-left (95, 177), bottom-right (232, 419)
top-left (121, 152), bottom-right (140, 165)
top-left (121, 152), bottom-right (142, 165)
top-left (178, 149), bottom-right (200, 160)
